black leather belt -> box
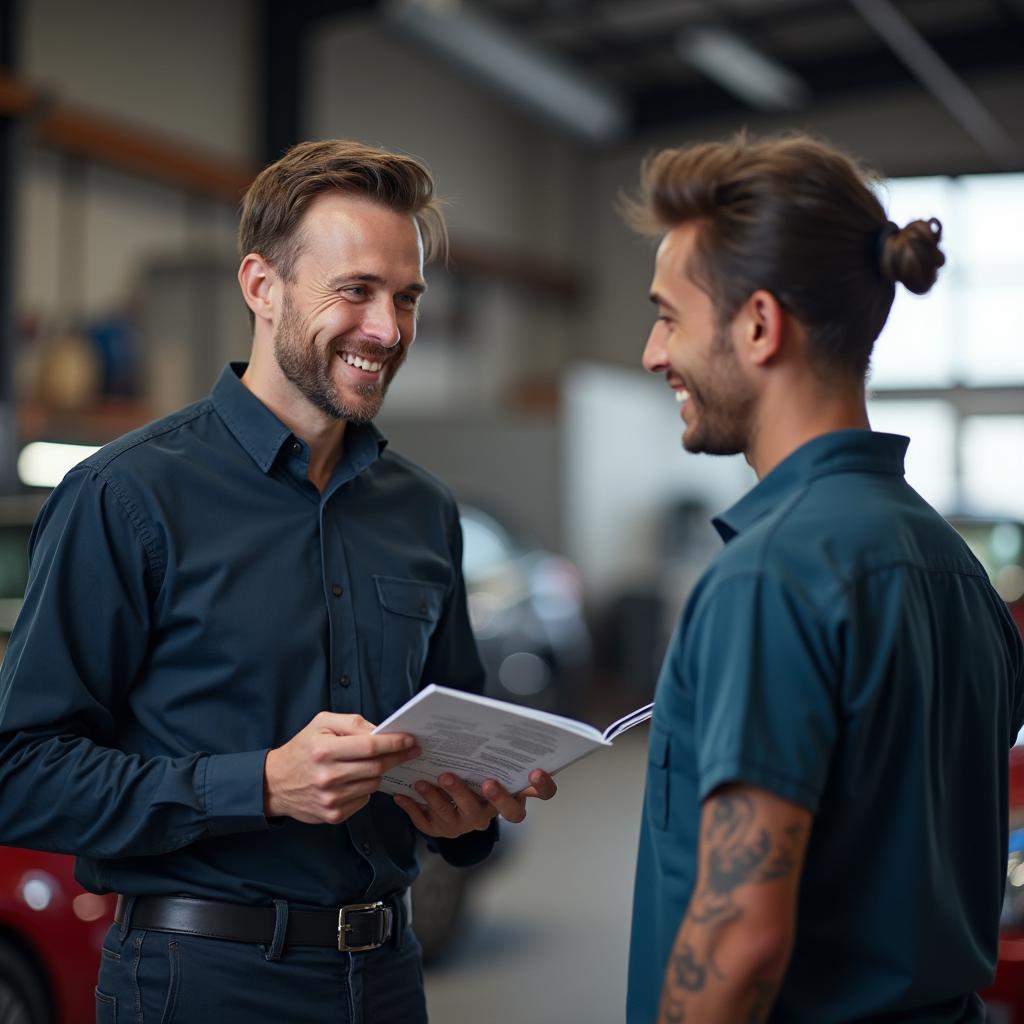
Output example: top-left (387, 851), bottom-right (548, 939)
top-left (115, 894), bottom-right (396, 952)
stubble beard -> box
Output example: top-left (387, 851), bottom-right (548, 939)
top-left (273, 289), bottom-right (404, 424)
top-left (682, 323), bottom-right (755, 457)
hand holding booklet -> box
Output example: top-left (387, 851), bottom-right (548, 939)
top-left (373, 684), bottom-right (653, 802)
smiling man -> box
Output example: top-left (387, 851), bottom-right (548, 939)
top-left (0, 140), bottom-right (554, 1023)
top-left (623, 133), bottom-right (1024, 1023)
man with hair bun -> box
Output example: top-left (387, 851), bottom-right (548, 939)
top-left (0, 139), bottom-right (555, 1021)
top-left (625, 132), bottom-right (1024, 1023)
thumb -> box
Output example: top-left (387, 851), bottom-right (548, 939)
top-left (313, 711), bottom-right (376, 736)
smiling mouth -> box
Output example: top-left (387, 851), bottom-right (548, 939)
top-left (339, 351), bottom-right (385, 374)
top-left (675, 388), bottom-right (690, 405)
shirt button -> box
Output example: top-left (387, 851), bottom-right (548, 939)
top-left (361, 842), bottom-right (371, 854)
top-left (290, 441), bottom-right (301, 454)
top-left (338, 674), bottom-right (351, 688)
top-left (418, 602), bottom-right (428, 615)
top-left (331, 584), bottom-right (343, 597)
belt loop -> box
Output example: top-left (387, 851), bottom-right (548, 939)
top-left (264, 899), bottom-right (289, 962)
top-left (118, 895), bottom-right (137, 941)
top-left (391, 890), bottom-right (409, 950)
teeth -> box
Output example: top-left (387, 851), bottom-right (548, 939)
top-left (675, 389), bottom-right (690, 404)
top-left (341, 352), bottom-right (382, 373)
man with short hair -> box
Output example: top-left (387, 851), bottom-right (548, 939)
top-left (624, 133), bottom-right (1024, 1023)
top-left (0, 139), bottom-right (555, 1022)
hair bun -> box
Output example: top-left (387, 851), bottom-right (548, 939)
top-left (880, 217), bottom-right (945, 295)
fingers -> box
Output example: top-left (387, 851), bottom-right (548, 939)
top-left (313, 711), bottom-right (376, 736)
top-left (393, 793), bottom-right (432, 832)
top-left (319, 731), bottom-right (419, 763)
top-left (480, 771), bottom-right (557, 824)
top-left (414, 780), bottom-right (466, 825)
top-left (392, 782), bottom-right (458, 837)
top-left (437, 774), bottom-right (497, 826)
top-left (480, 779), bottom-right (527, 824)
top-left (336, 745), bottom-right (422, 782)
top-left (524, 770), bottom-right (558, 801)
top-left (393, 776), bottom-right (497, 838)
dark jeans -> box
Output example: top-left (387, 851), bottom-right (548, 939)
top-left (94, 908), bottom-right (428, 1024)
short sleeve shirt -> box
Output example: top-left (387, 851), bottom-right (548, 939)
top-left (627, 430), bottom-right (1024, 1023)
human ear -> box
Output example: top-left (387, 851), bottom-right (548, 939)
top-left (736, 289), bottom-right (785, 367)
top-left (237, 254), bottom-right (275, 325)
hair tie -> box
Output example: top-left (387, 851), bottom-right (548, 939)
top-left (876, 220), bottom-right (899, 266)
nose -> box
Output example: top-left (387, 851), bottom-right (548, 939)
top-left (361, 297), bottom-right (402, 348)
top-left (642, 322), bottom-right (668, 374)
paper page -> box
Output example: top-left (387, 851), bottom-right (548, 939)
top-left (374, 687), bottom-right (608, 802)
top-left (602, 702), bottom-right (654, 742)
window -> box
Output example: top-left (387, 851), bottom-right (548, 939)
top-left (868, 172), bottom-right (1024, 520)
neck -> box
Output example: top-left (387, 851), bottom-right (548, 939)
top-left (241, 340), bottom-right (347, 493)
top-left (745, 375), bottom-right (869, 479)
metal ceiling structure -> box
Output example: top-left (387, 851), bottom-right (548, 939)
top-left (467, 0), bottom-right (1023, 135)
top-left (264, 0), bottom-right (1023, 166)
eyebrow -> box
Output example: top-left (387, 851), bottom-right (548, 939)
top-left (649, 291), bottom-right (676, 311)
top-left (329, 273), bottom-right (427, 294)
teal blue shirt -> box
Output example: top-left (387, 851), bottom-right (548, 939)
top-left (628, 430), bottom-right (1024, 1023)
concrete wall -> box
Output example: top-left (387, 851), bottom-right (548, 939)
top-left (14, 0), bottom-right (252, 325)
top-left (307, 15), bottom-right (586, 407)
top-left (22, 0), bottom-right (255, 162)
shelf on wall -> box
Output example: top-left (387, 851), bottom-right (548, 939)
top-left (17, 399), bottom-right (156, 445)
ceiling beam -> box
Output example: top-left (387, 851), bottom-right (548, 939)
top-left (849, 0), bottom-right (1022, 169)
top-left (631, 23), bottom-right (1023, 142)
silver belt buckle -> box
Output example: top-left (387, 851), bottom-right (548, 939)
top-left (337, 900), bottom-right (391, 952)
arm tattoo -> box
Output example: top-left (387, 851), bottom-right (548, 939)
top-left (663, 999), bottom-right (686, 1024)
top-left (658, 793), bottom-right (804, 1023)
top-left (671, 943), bottom-right (706, 991)
top-left (691, 795), bottom-right (802, 923)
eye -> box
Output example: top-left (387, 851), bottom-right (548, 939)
top-left (396, 293), bottom-right (420, 310)
top-left (342, 285), bottom-right (368, 299)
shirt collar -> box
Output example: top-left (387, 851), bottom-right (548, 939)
top-left (210, 362), bottom-right (388, 475)
top-left (712, 429), bottom-right (910, 543)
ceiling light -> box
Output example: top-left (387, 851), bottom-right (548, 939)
top-left (678, 26), bottom-right (810, 111)
top-left (383, 0), bottom-right (628, 144)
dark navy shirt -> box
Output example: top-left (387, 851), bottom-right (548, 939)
top-left (0, 364), bottom-right (494, 905)
top-left (628, 430), bottom-right (1024, 1023)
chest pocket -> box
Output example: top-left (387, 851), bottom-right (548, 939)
top-left (374, 576), bottom-right (446, 702)
top-left (646, 721), bottom-right (671, 831)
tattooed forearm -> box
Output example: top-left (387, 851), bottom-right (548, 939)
top-left (691, 796), bottom-right (803, 926)
top-left (663, 999), bottom-right (686, 1024)
top-left (671, 943), bottom-right (707, 991)
top-left (656, 790), bottom-right (808, 1024)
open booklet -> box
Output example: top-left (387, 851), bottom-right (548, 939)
top-left (373, 684), bottom-right (654, 803)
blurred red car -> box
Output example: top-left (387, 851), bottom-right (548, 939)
top-left (0, 846), bottom-right (114, 1023)
top-left (984, 747), bottom-right (1024, 1023)
top-left (952, 517), bottom-right (1024, 1021)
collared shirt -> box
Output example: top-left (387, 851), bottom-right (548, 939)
top-left (0, 364), bottom-right (494, 906)
top-left (628, 430), bottom-right (1024, 1024)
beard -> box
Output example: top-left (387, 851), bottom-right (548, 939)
top-left (273, 290), bottom-right (405, 424)
top-left (681, 324), bottom-right (756, 457)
